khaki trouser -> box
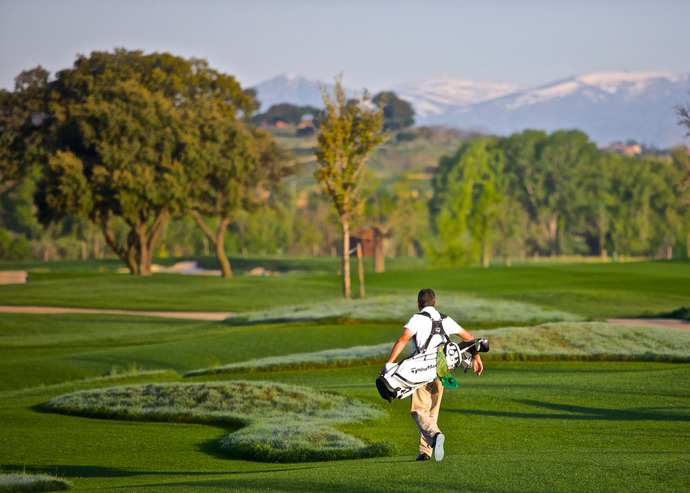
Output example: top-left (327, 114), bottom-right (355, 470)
top-left (410, 378), bottom-right (444, 455)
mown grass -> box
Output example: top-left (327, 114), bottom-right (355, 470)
top-left (2, 362), bottom-right (688, 492)
top-left (0, 313), bottom-right (400, 392)
top-left (0, 472), bottom-right (72, 492)
top-left (1, 259), bottom-right (689, 491)
top-left (226, 293), bottom-right (580, 326)
top-left (44, 381), bottom-right (391, 462)
top-left (365, 260), bottom-right (690, 318)
top-left (185, 322), bottom-right (690, 376)
top-left (1, 259), bottom-right (689, 319)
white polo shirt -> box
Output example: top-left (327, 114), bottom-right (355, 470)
top-left (405, 305), bottom-right (464, 355)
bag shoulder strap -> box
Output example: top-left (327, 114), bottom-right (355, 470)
top-left (416, 311), bottom-right (450, 353)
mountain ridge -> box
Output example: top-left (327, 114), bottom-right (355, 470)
top-left (252, 71), bottom-right (690, 147)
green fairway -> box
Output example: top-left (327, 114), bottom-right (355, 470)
top-left (1, 260), bottom-right (688, 318)
top-left (1, 259), bottom-right (688, 492)
top-left (1, 362), bottom-right (688, 492)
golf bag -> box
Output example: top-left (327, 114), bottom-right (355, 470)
top-left (375, 313), bottom-right (489, 402)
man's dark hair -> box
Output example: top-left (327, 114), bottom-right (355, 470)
top-left (417, 288), bottom-right (436, 308)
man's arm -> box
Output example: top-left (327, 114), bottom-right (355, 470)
top-left (455, 326), bottom-right (483, 377)
top-left (379, 328), bottom-right (414, 376)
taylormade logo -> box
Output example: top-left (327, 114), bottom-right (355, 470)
top-left (411, 365), bottom-right (435, 374)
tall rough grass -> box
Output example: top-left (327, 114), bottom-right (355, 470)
top-left (184, 344), bottom-right (391, 376)
top-left (0, 473), bottom-right (72, 492)
top-left (225, 294), bottom-right (581, 325)
top-left (186, 322), bottom-right (690, 377)
top-left (45, 381), bottom-right (391, 463)
top-left (483, 322), bottom-right (690, 362)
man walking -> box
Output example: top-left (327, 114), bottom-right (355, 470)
top-left (380, 288), bottom-right (483, 461)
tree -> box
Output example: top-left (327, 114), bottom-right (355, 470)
top-left (502, 130), bottom-right (596, 256)
top-left (186, 99), bottom-right (293, 277)
top-left (314, 79), bottom-right (385, 298)
top-left (0, 67), bottom-right (53, 195)
top-left (429, 137), bottom-right (503, 267)
top-left (364, 181), bottom-right (417, 272)
top-left (669, 147), bottom-right (690, 257)
top-left (253, 103), bottom-right (322, 126)
top-left (372, 91), bottom-right (415, 131)
top-left (35, 80), bottom-right (189, 275)
top-left (33, 49), bottom-right (254, 275)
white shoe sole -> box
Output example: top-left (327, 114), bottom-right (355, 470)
top-left (433, 433), bottom-right (445, 461)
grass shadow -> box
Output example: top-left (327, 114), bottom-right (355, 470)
top-left (447, 399), bottom-right (690, 422)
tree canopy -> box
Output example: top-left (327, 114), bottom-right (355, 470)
top-left (28, 49), bottom-right (262, 275)
top-left (372, 91), bottom-right (415, 131)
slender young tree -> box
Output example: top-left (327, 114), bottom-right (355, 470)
top-left (314, 79), bottom-right (385, 298)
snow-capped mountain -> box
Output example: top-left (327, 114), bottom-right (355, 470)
top-left (394, 77), bottom-right (524, 117)
top-left (437, 71), bottom-right (690, 147)
top-left (252, 71), bottom-right (690, 147)
top-left (252, 74), bottom-right (336, 111)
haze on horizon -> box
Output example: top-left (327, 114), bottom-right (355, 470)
top-left (1, 0), bottom-right (688, 92)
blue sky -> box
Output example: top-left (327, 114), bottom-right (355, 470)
top-left (1, 0), bottom-right (688, 91)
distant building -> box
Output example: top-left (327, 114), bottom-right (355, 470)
top-left (350, 229), bottom-right (375, 256)
top-left (296, 115), bottom-right (316, 137)
top-left (605, 141), bottom-right (642, 156)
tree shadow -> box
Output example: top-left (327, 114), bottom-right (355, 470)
top-left (447, 399), bottom-right (690, 421)
top-left (117, 477), bottom-right (410, 492)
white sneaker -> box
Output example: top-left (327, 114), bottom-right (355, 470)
top-left (433, 433), bottom-right (445, 461)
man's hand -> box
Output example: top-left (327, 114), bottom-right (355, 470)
top-left (473, 355), bottom-right (483, 376)
top-left (379, 366), bottom-right (387, 377)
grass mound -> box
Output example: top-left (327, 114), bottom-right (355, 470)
top-left (219, 421), bottom-right (394, 462)
top-left (184, 344), bottom-right (391, 376)
top-left (225, 294), bottom-right (581, 326)
top-left (0, 473), bottom-right (72, 492)
top-left (186, 322), bottom-right (690, 377)
top-left (45, 381), bottom-right (390, 463)
top-left (483, 322), bottom-right (690, 362)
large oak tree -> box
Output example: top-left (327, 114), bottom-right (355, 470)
top-left (32, 49), bottom-right (254, 275)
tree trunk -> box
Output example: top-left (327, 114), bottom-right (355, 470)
top-left (480, 238), bottom-right (490, 268)
top-left (547, 215), bottom-right (558, 256)
top-left (191, 211), bottom-right (232, 278)
top-left (373, 228), bottom-right (385, 273)
top-left (215, 219), bottom-right (232, 278)
top-left (342, 219), bottom-right (351, 298)
top-left (357, 241), bottom-right (365, 298)
top-left (100, 211), bottom-right (168, 276)
top-left (139, 240), bottom-right (152, 276)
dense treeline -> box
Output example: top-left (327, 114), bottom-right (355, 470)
top-left (429, 130), bottom-right (690, 266)
top-left (1, 49), bottom-right (689, 271)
